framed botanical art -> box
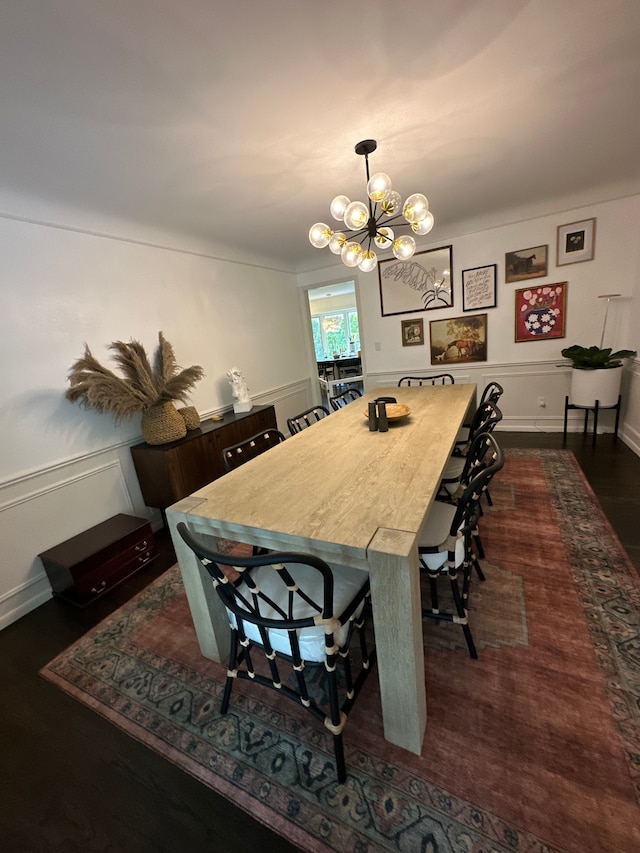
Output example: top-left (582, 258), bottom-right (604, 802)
top-left (557, 218), bottom-right (596, 265)
top-left (505, 245), bottom-right (548, 282)
top-left (401, 318), bottom-right (424, 346)
top-left (378, 245), bottom-right (452, 316)
top-left (514, 283), bottom-right (567, 342)
top-left (429, 313), bottom-right (487, 365)
top-left (462, 264), bottom-right (497, 312)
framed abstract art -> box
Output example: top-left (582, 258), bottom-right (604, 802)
top-left (379, 245), bottom-right (453, 316)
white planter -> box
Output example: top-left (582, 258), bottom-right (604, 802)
top-left (569, 366), bottom-right (622, 408)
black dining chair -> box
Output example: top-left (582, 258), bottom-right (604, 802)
top-left (436, 430), bottom-right (503, 572)
top-left (398, 374), bottom-right (455, 386)
top-left (418, 434), bottom-right (504, 658)
top-left (287, 405), bottom-right (330, 435)
top-left (176, 522), bottom-right (376, 784)
top-left (330, 388), bottom-right (363, 411)
top-left (221, 428), bottom-right (286, 472)
top-left (455, 381), bottom-right (504, 451)
top-left (453, 400), bottom-right (502, 457)
top-left (446, 401), bottom-right (502, 515)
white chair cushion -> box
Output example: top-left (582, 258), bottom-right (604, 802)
top-left (418, 501), bottom-right (465, 572)
top-left (228, 561), bottom-right (368, 661)
top-left (440, 454), bottom-right (466, 495)
top-left (455, 425), bottom-right (470, 445)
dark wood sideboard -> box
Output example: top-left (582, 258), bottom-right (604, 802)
top-left (130, 404), bottom-right (278, 511)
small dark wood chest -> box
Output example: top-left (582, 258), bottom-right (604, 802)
top-left (38, 514), bottom-right (157, 606)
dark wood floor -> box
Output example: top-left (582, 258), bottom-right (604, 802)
top-left (1, 431), bottom-right (638, 853)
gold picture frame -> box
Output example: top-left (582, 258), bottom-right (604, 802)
top-left (505, 245), bottom-right (548, 282)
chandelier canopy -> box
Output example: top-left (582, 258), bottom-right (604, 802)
top-left (309, 139), bottom-right (434, 273)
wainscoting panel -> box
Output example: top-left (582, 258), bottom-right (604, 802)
top-left (0, 378), bottom-right (313, 630)
top-left (366, 360), bottom-right (640, 446)
top-left (252, 380), bottom-right (314, 436)
top-left (621, 359), bottom-right (640, 455)
top-left (2, 368), bottom-right (636, 632)
top-left (367, 360), bottom-right (574, 432)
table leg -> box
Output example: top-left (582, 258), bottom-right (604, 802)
top-left (167, 500), bottom-right (230, 662)
top-left (368, 527), bottom-right (426, 754)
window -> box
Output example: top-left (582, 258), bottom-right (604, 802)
top-left (312, 309), bottom-right (360, 360)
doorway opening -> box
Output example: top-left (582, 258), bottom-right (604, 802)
top-left (306, 281), bottom-right (364, 406)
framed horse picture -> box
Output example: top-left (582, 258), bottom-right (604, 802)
top-left (429, 313), bottom-right (487, 365)
top-left (505, 245), bottom-right (548, 282)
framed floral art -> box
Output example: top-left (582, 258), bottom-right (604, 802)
top-left (557, 218), bottom-right (596, 265)
top-left (514, 283), bottom-right (567, 342)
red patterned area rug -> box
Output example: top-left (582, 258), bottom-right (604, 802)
top-left (40, 449), bottom-right (640, 853)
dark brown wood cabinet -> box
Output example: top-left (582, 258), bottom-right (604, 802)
top-left (130, 404), bottom-right (278, 510)
top-left (38, 514), bottom-right (157, 607)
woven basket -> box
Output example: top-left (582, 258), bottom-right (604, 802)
top-left (141, 403), bottom-right (187, 445)
top-left (177, 405), bottom-right (201, 430)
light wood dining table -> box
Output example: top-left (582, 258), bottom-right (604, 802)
top-left (166, 383), bottom-right (476, 755)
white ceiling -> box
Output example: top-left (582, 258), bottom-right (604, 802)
top-left (2, 0), bottom-right (640, 274)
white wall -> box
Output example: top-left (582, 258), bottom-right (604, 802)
top-left (2, 191), bottom-right (639, 630)
top-left (298, 194), bottom-right (640, 447)
top-left (0, 208), bottom-right (313, 628)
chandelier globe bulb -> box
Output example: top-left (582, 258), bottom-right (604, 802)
top-left (367, 172), bottom-right (392, 203)
top-left (374, 226), bottom-right (394, 248)
top-left (392, 234), bottom-right (416, 260)
top-left (330, 195), bottom-right (350, 221)
top-left (343, 201), bottom-right (369, 231)
top-left (358, 250), bottom-right (378, 272)
top-left (328, 232), bottom-right (348, 254)
top-left (309, 222), bottom-right (332, 248)
top-left (381, 190), bottom-right (402, 216)
top-left (341, 241), bottom-right (363, 267)
top-left (402, 193), bottom-right (429, 224)
top-left (411, 211), bottom-right (435, 235)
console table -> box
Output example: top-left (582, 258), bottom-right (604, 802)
top-left (131, 404), bottom-right (277, 512)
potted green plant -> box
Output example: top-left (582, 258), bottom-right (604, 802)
top-left (561, 344), bottom-right (636, 407)
top-left (66, 332), bottom-right (205, 444)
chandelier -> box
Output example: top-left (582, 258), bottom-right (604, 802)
top-left (309, 139), bottom-right (434, 273)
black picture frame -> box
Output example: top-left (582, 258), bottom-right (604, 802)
top-left (378, 245), bottom-right (453, 316)
top-left (462, 264), bottom-right (497, 312)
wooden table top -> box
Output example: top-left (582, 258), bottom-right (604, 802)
top-left (179, 384), bottom-right (475, 566)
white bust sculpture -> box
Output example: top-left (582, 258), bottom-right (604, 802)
top-left (227, 366), bottom-right (253, 413)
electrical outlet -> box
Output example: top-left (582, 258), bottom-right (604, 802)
top-left (375, 341), bottom-right (382, 351)
top-left (538, 396), bottom-right (546, 408)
